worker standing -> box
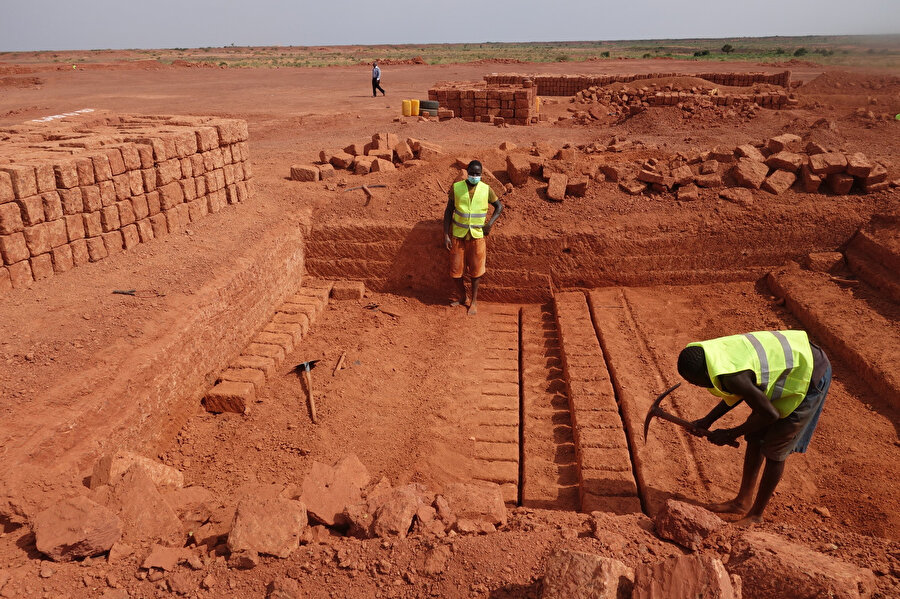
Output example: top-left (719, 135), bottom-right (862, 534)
top-left (372, 61), bottom-right (385, 97)
top-left (677, 330), bottom-right (831, 524)
top-left (442, 160), bottom-right (503, 316)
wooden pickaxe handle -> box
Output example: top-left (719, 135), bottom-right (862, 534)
top-left (653, 409), bottom-right (739, 447)
top-left (303, 367), bottom-right (317, 424)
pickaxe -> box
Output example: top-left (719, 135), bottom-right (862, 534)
top-left (644, 383), bottom-right (739, 447)
top-left (293, 359), bottom-right (320, 424)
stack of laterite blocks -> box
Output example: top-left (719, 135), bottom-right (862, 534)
top-left (202, 281), bottom-right (338, 414)
top-left (428, 81), bottom-right (539, 125)
top-left (0, 114), bottom-right (252, 293)
top-left (484, 70), bottom-right (791, 96)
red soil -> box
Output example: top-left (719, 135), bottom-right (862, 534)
top-left (0, 56), bottom-right (898, 598)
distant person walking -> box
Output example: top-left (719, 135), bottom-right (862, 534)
top-left (372, 61), bottom-right (385, 97)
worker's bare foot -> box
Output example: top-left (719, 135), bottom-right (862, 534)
top-left (450, 297), bottom-right (467, 307)
top-left (467, 302), bottom-right (478, 315)
top-left (735, 514), bottom-right (763, 527)
top-left (706, 499), bottom-right (750, 514)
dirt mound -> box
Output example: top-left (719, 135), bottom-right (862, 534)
top-left (0, 76), bottom-right (43, 89)
top-left (764, 59), bottom-right (820, 68)
top-left (467, 58), bottom-right (527, 65)
top-left (0, 64), bottom-right (38, 76)
top-left (368, 57), bottom-right (427, 66)
top-left (169, 60), bottom-right (218, 69)
top-left (801, 70), bottom-right (900, 94)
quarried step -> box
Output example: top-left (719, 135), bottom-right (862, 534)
top-left (553, 291), bottom-right (640, 513)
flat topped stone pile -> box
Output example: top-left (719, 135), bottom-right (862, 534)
top-left (428, 81), bottom-right (539, 125)
top-left (485, 70), bottom-right (792, 96)
top-left (0, 114), bottom-right (253, 293)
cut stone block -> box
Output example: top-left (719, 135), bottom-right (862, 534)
top-left (506, 154), bottom-right (531, 186)
top-left (766, 133), bottom-right (801, 153)
top-left (290, 165), bottom-right (319, 182)
top-left (254, 331), bottom-right (294, 355)
top-left (765, 151), bottom-right (803, 172)
top-left (232, 354), bottom-right (277, 379)
top-left (619, 180), bottom-right (646, 195)
top-left (547, 174), bottom-right (568, 201)
top-left (370, 158), bottom-right (395, 173)
top-left (808, 152), bottom-right (847, 176)
top-left (735, 144), bottom-right (766, 162)
top-left (566, 177), bottom-right (589, 197)
top-left (245, 342), bottom-right (286, 363)
top-left (330, 152), bottom-right (354, 169)
top-left (331, 280), bottom-right (365, 300)
top-left (800, 165), bottom-right (822, 193)
top-left (677, 184), bottom-right (699, 201)
top-left (731, 158), bottom-right (769, 189)
top-left (203, 381), bottom-right (254, 414)
top-left (264, 322), bottom-right (305, 345)
top-left (826, 172), bottom-right (854, 195)
top-left (806, 251), bottom-right (844, 273)
top-left (761, 170), bottom-right (797, 195)
top-left (694, 173), bottom-right (723, 188)
top-left (219, 367), bottom-right (268, 392)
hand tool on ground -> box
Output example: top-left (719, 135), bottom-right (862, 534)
top-left (343, 184), bottom-right (386, 206)
top-left (333, 352), bottom-right (346, 376)
top-left (644, 383), bottom-right (740, 448)
top-left (342, 184), bottom-right (387, 193)
top-left (293, 359), bottom-right (320, 424)
top-left (363, 303), bottom-right (400, 318)
top-left (112, 289), bottom-right (166, 298)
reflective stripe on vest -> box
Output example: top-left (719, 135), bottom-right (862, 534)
top-left (687, 330), bottom-right (815, 418)
top-left (451, 180), bottom-right (490, 239)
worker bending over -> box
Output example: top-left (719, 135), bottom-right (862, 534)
top-left (677, 330), bottom-right (831, 524)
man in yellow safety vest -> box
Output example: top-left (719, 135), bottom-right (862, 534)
top-left (677, 330), bottom-right (832, 524)
top-left (442, 160), bottom-right (503, 315)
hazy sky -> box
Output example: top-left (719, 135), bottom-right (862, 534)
top-left (2, 0), bottom-right (898, 52)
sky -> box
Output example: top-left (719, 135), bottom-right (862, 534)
top-left (1, 0), bottom-right (898, 52)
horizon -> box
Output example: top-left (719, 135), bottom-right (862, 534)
top-left (3, 34), bottom-right (899, 57)
top-left (2, 0), bottom-right (899, 53)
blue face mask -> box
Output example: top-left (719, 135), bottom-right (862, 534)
top-left (467, 175), bottom-right (481, 185)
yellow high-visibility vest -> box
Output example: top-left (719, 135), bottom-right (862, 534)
top-left (687, 330), bottom-right (815, 418)
top-left (451, 180), bottom-right (490, 239)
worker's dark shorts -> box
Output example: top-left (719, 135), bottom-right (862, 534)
top-left (747, 363), bottom-right (832, 461)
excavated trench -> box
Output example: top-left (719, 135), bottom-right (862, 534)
top-left (289, 215), bottom-right (900, 520)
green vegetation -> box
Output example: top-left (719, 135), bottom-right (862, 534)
top-left (0, 35), bottom-right (896, 68)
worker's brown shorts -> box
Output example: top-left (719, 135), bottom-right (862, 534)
top-left (748, 363), bottom-right (832, 461)
top-left (449, 236), bottom-right (486, 279)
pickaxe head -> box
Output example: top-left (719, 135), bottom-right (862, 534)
top-left (294, 359), bottom-right (320, 373)
top-left (643, 382), bottom-right (681, 441)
